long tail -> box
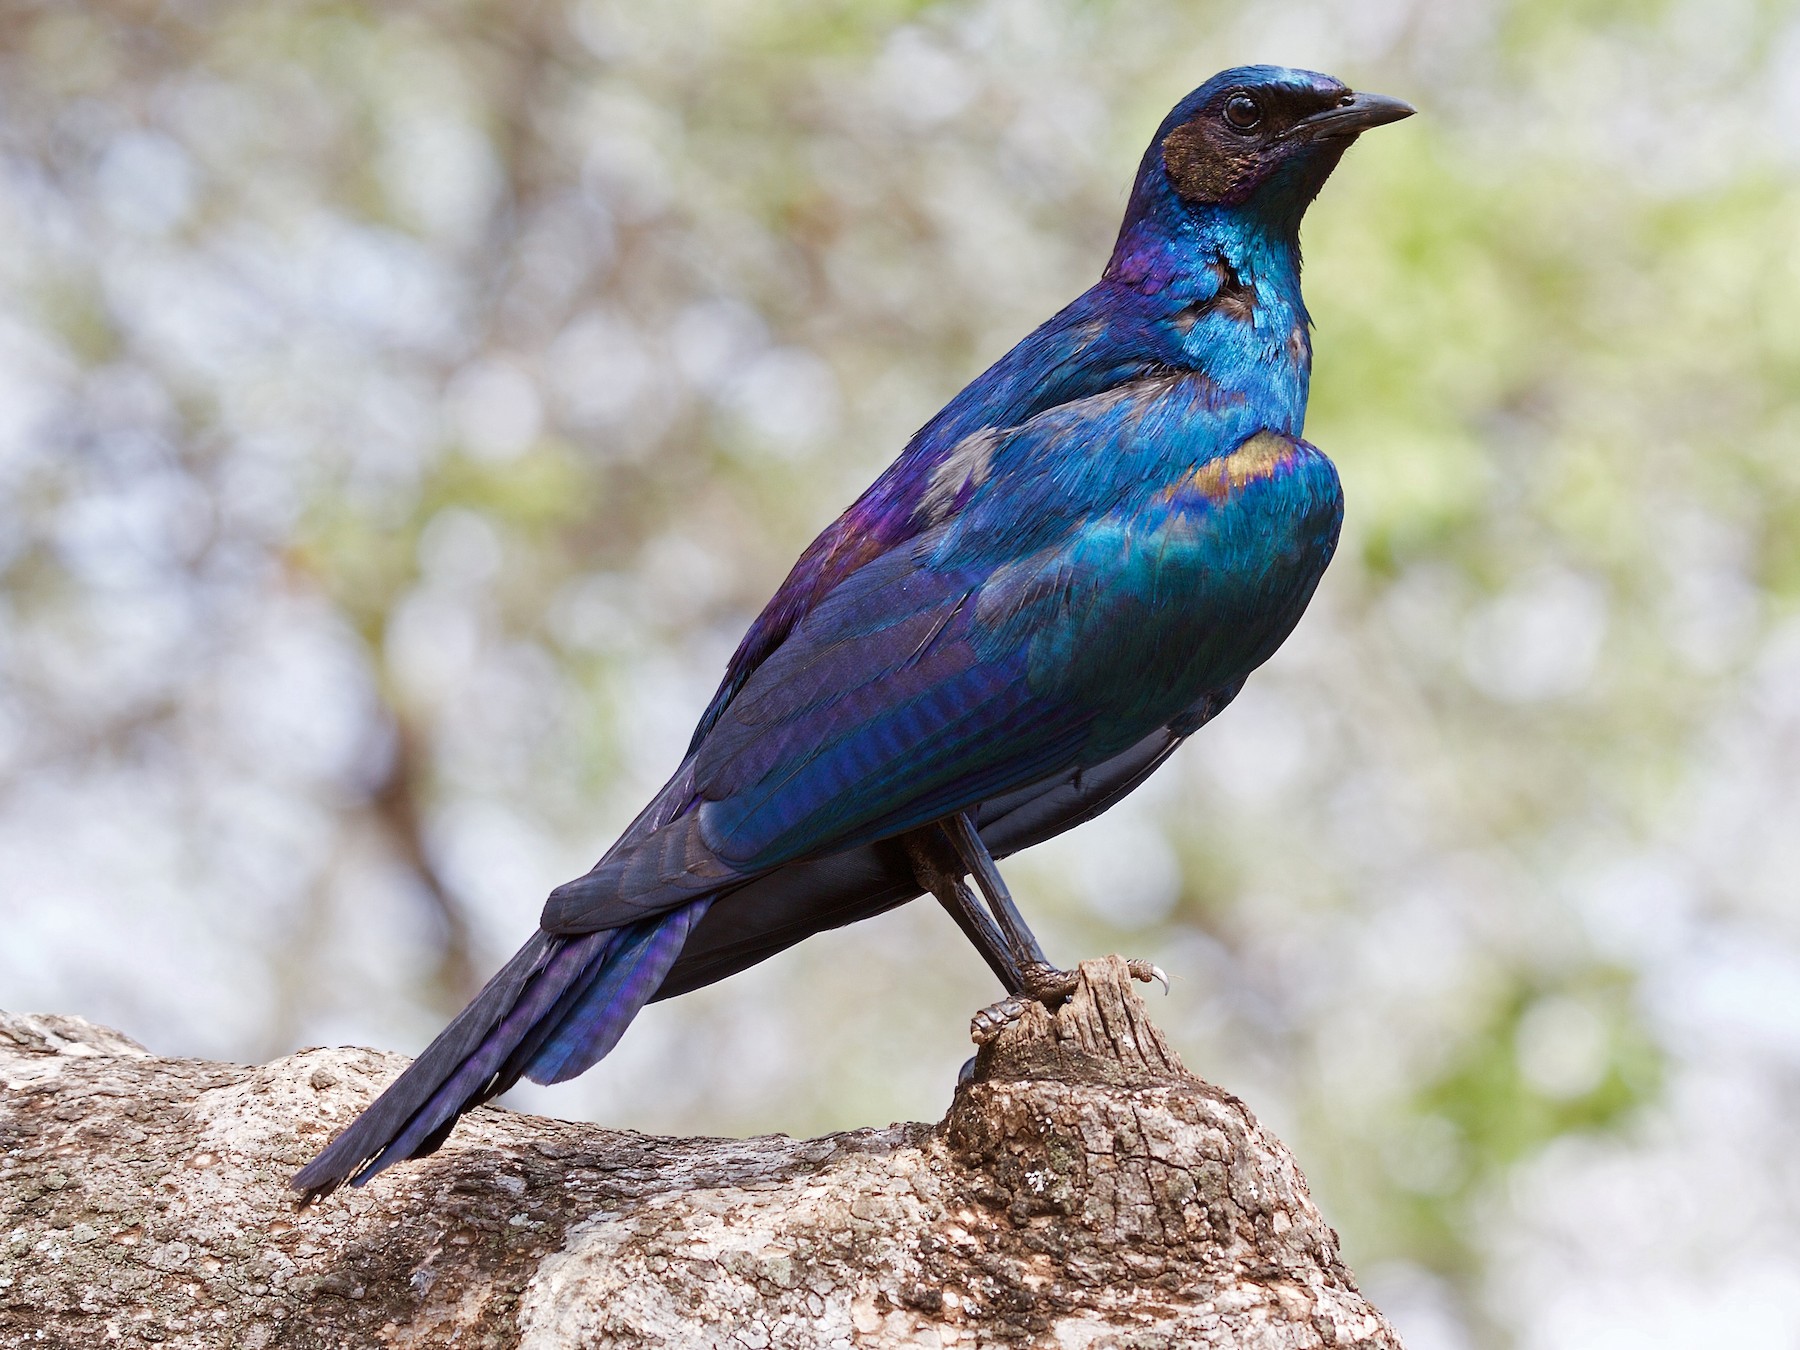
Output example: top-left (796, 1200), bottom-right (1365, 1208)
top-left (291, 898), bottom-right (712, 1200)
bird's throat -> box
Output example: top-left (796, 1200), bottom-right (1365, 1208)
top-left (1149, 220), bottom-right (1312, 434)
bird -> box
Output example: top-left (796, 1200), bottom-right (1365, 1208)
top-left (293, 65), bottom-right (1413, 1200)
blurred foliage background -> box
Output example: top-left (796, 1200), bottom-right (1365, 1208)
top-left (4, 0), bottom-right (1800, 1345)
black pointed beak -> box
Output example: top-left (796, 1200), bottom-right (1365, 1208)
top-left (1293, 91), bottom-right (1416, 140)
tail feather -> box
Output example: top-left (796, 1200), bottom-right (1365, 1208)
top-left (523, 900), bottom-right (707, 1084)
top-left (291, 899), bottom-right (711, 1201)
top-left (349, 930), bottom-right (616, 1176)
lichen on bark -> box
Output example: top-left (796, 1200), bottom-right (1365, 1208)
top-left (0, 958), bottom-right (1399, 1348)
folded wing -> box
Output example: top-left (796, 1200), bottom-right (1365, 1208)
top-left (543, 375), bottom-right (1277, 935)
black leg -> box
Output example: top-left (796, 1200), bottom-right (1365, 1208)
top-left (941, 810), bottom-right (1171, 1005)
top-left (912, 812), bottom-right (1169, 1045)
top-left (942, 812), bottom-right (1051, 967)
top-left (939, 811), bottom-right (1084, 1004)
top-left (904, 828), bottom-right (1026, 994)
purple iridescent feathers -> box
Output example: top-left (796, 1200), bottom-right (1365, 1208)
top-left (294, 900), bottom-right (710, 1192)
top-left (292, 65), bottom-right (1412, 1201)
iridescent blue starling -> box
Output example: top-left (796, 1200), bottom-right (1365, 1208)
top-left (295, 66), bottom-right (1413, 1198)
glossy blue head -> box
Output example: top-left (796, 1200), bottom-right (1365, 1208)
top-left (1111, 66), bottom-right (1412, 285)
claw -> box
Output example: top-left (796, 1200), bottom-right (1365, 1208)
top-left (1125, 959), bottom-right (1170, 994)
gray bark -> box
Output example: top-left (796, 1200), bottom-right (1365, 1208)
top-left (0, 957), bottom-right (1400, 1348)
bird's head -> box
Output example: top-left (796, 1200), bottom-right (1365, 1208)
top-left (1114, 66), bottom-right (1413, 275)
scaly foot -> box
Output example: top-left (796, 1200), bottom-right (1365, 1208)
top-left (970, 995), bottom-right (1032, 1044)
top-left (1019, 961), bottom-right (1079, 1003)
top-left (968, 960), bottom-right (1169, 1044)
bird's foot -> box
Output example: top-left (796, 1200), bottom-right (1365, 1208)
top-left (1019, 961), bottom-right (1080, 1004)
top-left (969, 960), bottom-right (1169, 1044)
top-left (1019, 959), bottom-right (1168, 1001)
top-left (970, 994), bottom-right (1033, 1045)
top-left (964, 965), bottom-right (1073, 1043)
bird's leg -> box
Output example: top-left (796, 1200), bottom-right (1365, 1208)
top-left (909, 815), bottom-right (1166, 1045)
top-left (904, 828), bottom-right (1027, 994)
top-left (904, 827), bottom-right (1041, 1044)
top-left (940, 811), bottom-right (1078, 1004)
top-left (940, 812), bottom-right (1169, 1025)
top-left (941, 812), bottom-right (1046, 963)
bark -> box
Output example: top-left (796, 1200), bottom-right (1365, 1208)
top-left (0, 957), bottom-right (1400, 1349)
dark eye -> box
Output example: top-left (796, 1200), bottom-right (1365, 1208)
top-left (1223, 93), bottom-right (1262, 131)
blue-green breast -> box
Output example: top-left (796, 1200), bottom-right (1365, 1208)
top-left (976, 430), bottom-right (1342, 758)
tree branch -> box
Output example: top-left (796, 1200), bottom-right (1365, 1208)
top-left (0, 958), bottom-right (1399, 1347)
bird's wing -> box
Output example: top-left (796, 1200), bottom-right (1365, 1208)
top-left (542, 372), bottom-right (1260, 934)
top-left (541, 543), bottom-right (1093, 933)
top-left (691, 547), bottom-right (1092, 865)
top-left (681, 287), bottom-right (1182, 756)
